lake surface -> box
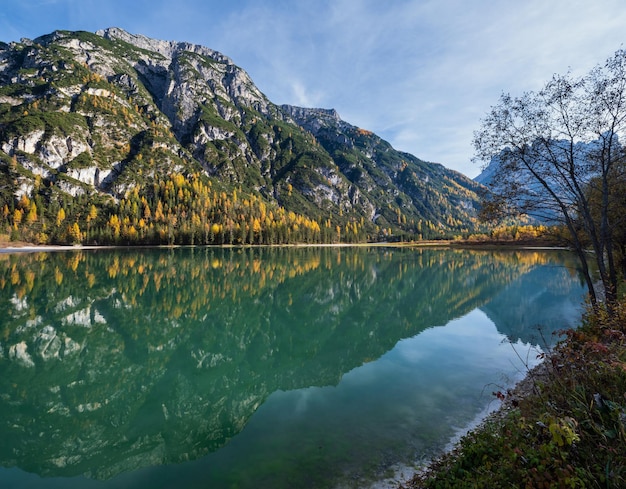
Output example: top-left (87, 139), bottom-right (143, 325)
top-left (0, 247), bottom-right (587, 488)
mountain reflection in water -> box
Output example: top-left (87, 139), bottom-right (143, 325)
top-left (0, 247), bottom-right (586, 488)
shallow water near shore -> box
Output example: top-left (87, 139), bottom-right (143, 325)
top-left (0, 247), bottom-right (586, 488)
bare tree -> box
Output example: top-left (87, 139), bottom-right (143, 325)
top-left (474, 50), bottom-right (626, 311)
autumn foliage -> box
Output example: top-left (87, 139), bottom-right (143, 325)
top-left (1, 172), bottom-right (371, 245)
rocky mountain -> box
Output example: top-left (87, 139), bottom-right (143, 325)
top-left (0, 28), bottom-right (484, 244)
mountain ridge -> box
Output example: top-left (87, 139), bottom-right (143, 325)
top-left (0, 27), bottom-right (484, 244)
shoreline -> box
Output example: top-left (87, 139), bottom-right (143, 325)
top-left (401, 357), bottom-right (558, 488)
top-left (0, 239), bottom-right (568, 255)
top-left (371, 359), bottom-right (550, 489)
top-left (0, 244), bottom-right (121, 253)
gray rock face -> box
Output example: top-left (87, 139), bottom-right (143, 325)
top-left (97, 27), bottom-right (232, 65)
top-left (96, 27), bottom-right (270, 135)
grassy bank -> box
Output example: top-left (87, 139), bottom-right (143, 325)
top-left (404, 298), bottom-right (626, 489)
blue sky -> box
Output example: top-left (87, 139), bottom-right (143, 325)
top-left (2, 0), bottom-right (625, 178)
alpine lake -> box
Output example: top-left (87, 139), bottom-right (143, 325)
top-left (0, 246), bottom-right (587, 488)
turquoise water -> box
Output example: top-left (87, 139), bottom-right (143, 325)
top-left (0, 247), bottom-right (587, 488)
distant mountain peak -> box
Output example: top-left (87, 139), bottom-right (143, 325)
top-left (96, 27), bottom-right (233, 65)
top-left (281, 105), bottom-right (341, 122)
top-left (280, 105), bottom-right (349, 135)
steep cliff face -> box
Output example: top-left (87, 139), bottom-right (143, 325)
top-left (0, 28), bottom-right (483, 241)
